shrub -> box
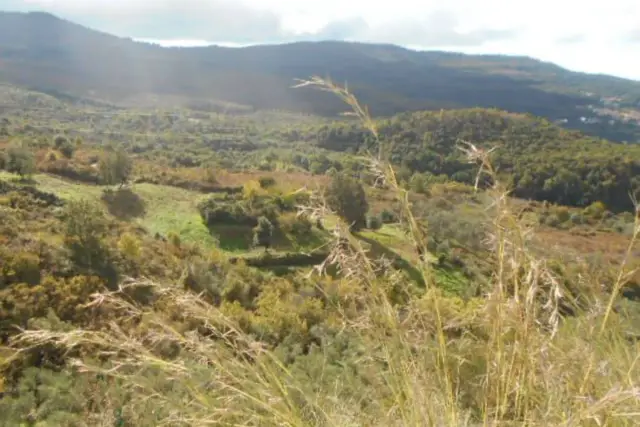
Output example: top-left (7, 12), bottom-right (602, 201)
top-left (54, 135), bottom-right (74, 158)
top-left (568, 212), bottom-right (584, 225)
top-left (253, 216), bottom-right (274, 251)
top-left (242, 180), bottom-right (264, 203)
top-left (544, 213), bottom-right (562, 227)
top-left (118, 233), bottom-right (141, 261)
top-left (275, 191), bottom-right (311, 212)
top-left (198, 197), bottom-right (257, 227)
top-left (167, 231), bottom-right (182, 248)
top-left (42, 160), bottom-right (100, 184)
top-left (46, 150), bottom-right (58, 162)
top-left (380, 209), bottom-right (398, 224)
top-left (6, 144), bottom-right (36, 178)
top-left (325, 172), bottom-right (369, 230)
top-left (99, 147), bottom-right (133, 187)
top-left (62, 200), bottom-right (115, 284)
top-left (552, 206), bottom-right (571, 223)
top-left (0, 251), bottom-right (41, 288)
top-left (279, 213), bottom-right (313, 238)
top-left (258, 176), bottom-right (276, 189)
top-left (0, 275), bottom-right (104, 327)
top-left (584, 201), bottom-right (607, 220)
top-left (366, 214), bottom-right (383, 230)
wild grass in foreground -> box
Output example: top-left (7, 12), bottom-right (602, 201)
top-left (7, 79), bottom-right (640, 426)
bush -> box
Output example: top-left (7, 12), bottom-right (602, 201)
top-left (63, 200), bottom-right (116, 285)
top-left (198, 197), bottom-right (257, 227)
top-left (552, 206), bottom-right (571, 223)
top-left (6, 144), bottom-right (36, 178)
top-left (569, 212), bottom-right (585, 225)
top-left (584, 201), bottom-right (607, 220)
top-left (42, 159), bottom-right (100, 184)
top-left (258, 176), bottom-right (276, 189)
top-left (380, 209), bottom-right (398, 224)
top-left (253, 216), bottom-right (274, 251)
top-left (99, 147), bottom-right (133, 187)
top-left (279, 213), bottom-right (313, 238)
top-left (325, 173), bottom-right (369, 230)
top-left (54, 135), bottom-right (75, 158)
top-left (167, 231), bottom-right (182, 248)
top-left (46, 150), bottom-right (58, 162)
top-left (366, 214), bottom-right (383, 230)
top-left (0, 275), bottom-right (104, 327)
top-left (275, 191), bottom-right (311, 212)
top-left (0, 250), bottom-right (41, 288)
top-left (544, 213), bottom-right (562, 227)
top-left (118, 233), bottom-right (141, 261)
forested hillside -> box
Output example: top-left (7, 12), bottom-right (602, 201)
top-left (283, 108), bottom-right (640, 211)
top-left (1, 11), bottom-right (640, 142)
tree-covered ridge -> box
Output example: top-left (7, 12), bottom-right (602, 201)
top-left (304, 108), bottom-right (640, 211)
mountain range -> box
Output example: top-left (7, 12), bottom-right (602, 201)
top-left (1, 11), bottom-right (640, 142)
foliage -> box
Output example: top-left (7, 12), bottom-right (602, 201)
top-left (253, 216), bottom-right (274, 251)
top-left (53, 134), bottom-right (74, 158)
top-left (62, 199), bottom-right (114, 282)
top-left (4, 143), bottom-right (36, 178)
top-left (0, 72), bottom-right (639, 427)
top-left (279, 213), bottom-right (313, 238)
top-left (0, 250), bottom-right (41, 289)
top-left (379, 209), bottom-right (398, 224)
top-left (99, 147), bottom-right (133, 187)
top-left (366, 214), bottom-right (383, 230)
top-left (325, 172), bottom-right (369, 230)
top-left (118, 232), bottom-right (141, 261)
top-left (310, 109), bottom-right (640, 212)
top-left (258, 176), bottom-right (276, 189)
top-left (1, 276), bottom-right (104, 331)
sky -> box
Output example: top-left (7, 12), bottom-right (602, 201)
top-left (4, 0), bottom-right (640, 80)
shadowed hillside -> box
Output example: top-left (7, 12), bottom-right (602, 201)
top-left (1, 11), bottom-right (640, 142)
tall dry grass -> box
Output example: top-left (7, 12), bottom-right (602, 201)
top-left (9, 78), bottom-right (640, 426)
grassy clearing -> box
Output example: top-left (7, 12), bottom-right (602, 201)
top-left (131, 183), bottom-right (217, 247)
top-left (359, 224), bottom-right (420, 260)
top-left (1, 171), bottom-right (332, 255)
top-left (1, 172), bottom-right (218, 248)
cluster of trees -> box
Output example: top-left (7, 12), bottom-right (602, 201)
top-left (307, 109), bottom-right (640, 212)
top-left (0, 143), bottom-right (36, 178)
top-left (0, 136), bottom-right (134, 188)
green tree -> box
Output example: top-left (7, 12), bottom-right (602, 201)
top-left (326, 173), bottom-right (369, 230)
top-left (63, 200), bottom-right (116, 285)
top-left (54, 134), bottom-right (75, 158)
top-left (99, 147), bottom-right (133, 188)
top-left (6, 144), bottom-right (36, 178)
top-left (253, 216), bottom-right (274, 252)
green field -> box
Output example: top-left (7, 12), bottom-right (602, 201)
top-left (1, 171), bottom-right (218, 248)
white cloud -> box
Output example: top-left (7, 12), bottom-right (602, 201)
top-left (6, 0), bottom-right (640, 79)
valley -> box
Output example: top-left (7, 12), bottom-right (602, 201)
top-left (0, 11), bottom-right (639, 427)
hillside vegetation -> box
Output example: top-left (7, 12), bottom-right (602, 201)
top-left (290, 108), bottom-right (640, 211)
top-left (0, 75), bottom-right (638, 426)
top-left (1, 12), bottom-right (640, 142)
